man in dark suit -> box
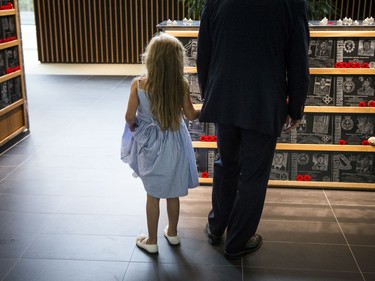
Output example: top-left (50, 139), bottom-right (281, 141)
top-left (197, 0), bottom-right (309, 259)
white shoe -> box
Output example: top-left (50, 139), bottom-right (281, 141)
top-left (164, 226), bottom-right (180, 246)
top-left (136, 235), bottom-right (158, 254)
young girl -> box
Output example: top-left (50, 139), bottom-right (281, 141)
top-left (121, 33), bottom-right (200, 254)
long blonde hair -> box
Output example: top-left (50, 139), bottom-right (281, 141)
top-left (142, 32), bottom-right (188, 131)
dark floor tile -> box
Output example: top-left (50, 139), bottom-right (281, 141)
top-left (262, 203), bottom-right (336, 222)
top-left (0, 194), bottom-right (65, 213)
top-left (364, 273), bottom-right (375, 281)
top-left (350, 245), bottom-right (375, 273)
top-left (0, 233), bottom-right (36, 258)
top-left (266, 188), bottom-right (328, 204)
top-left (258, 220), bottom-right (346, 244)
top-left (243, 267), bottom-right (363, 281)
top-left (0, 212), bottom-right (50, 234)
top-left (242, 241), bottom-right (358, 272)
top-left (41, 214), bottom-right (144, 236)
top-left (325, 190), bottom-right (375, 206)
top-left (332, 205), bottom-right (375, 224)
top-left (23, 234), bottom-right (135, 261)
top-left (4, 258), bottom-right (127, 281)
top-left (124, 262), bottom-right (242, 281)
top-left (0, 258), bottom-right (17, 280)
top-left (340, 223), bottom-right (375, 246)
top-left (0, 167), bottom-right (15, 181)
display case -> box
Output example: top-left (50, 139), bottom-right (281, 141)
top-left (0, 0), bottom-right (29, 152)
top-left (158, 21), bottom-right (375, 190)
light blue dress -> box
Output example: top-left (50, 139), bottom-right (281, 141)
top-left (121, 80), bottom-right (199, 198)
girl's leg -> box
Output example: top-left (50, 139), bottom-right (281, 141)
top-left (146, 194), bottom-right (160, 244)
top-left (166, 197), bottom-right (180, 236)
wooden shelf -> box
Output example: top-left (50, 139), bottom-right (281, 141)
top-left (0, 99), bottom-right (24, 116)
top-left (184, 67), bottom-right (197, 73)
top-left (193, 104), bottom-right (375, 114)
top-left (310, 68), bottom-right (375, 75)
top-left (198, 178), bottom-right (375, 190)
top-left (193, 141), bottom-right (375, 152)
top-left (0, 9), bottom-right (16, 16)
top-left (0, 70), bottom-right (21, 83)
top-left (0, 39), bottom-right (19, 50)
top-left (165, 30), bottom-right (199, 37)
top-left (0, 126), bottom-right (27, 147)
top-left (310, 31), bottom-right (375, 38)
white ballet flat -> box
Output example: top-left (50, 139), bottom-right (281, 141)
top-left (164, 226), bottom-right (180, 246)
top-left (136, 235), bottom-right (158, 254)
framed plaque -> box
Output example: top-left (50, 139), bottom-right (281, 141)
top-left (335, 75), bottom-right (375, 106)
top-left (334, 114), bottom-right (374, 144)
top-left (336, 38), bottom-right (375, 66)
top-left (270, 151), bottom-right (290, 180)
top-left (185, 73), bottom-right (203, 104)
top-left (179, 37), bottom-right (197, 67)
top-left (291, 113), bottom-right (334, 144)
top-left (306, 75), bottom-right (335, 106)
top-left (290, 152), bottom-right (332, 182)
top-left (184, 119), bottom-right (206, 141)
top-left (308, 39), bottom-right (335, 67)
top-left (332, 153), bottom-right (374, 183)
top-left (194, 148), bottom-right (208, 177)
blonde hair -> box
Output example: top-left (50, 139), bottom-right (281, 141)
top-left (142, 32), bottom-right (188, 131)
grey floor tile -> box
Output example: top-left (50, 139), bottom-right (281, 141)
top-left (242, 242), bottom-right (359, 272)
top-left (0, 167), bottom-right (16, 181)
top-left (0, 258), bottom-right (17, 280)
top-left (0, 155), bottom-right (27, 168)
top-left (325, 190), bottom-right (375, 206)
top-left (0, 212), bottom-right (50, 234)
top-left (258, 220), bottom-right (346, 244)
top-left (23, 234), bottom-right (135, 261)
top-left (332, 205), bottom-right (375, 224)
top-left (4, 259), bottom-right (127, 281)
top-left (340, 223), bottom-right (375, 246)
top-left (0, 233), bottom-right (36, 258)
top-left (266, 188), bottom-right (329, 204)
top-left (0, 194), bottom-right (65, 213)
top-left (243, 267), bottom-right (363, 281)
top-left (350, 245), bottom-right (375, 273)
top-left (124, 262), bottom-right (242, 281)
top-left (262, 202), bottom-right (336, 222)
top-left (364, 273), bottom-right (375, 281)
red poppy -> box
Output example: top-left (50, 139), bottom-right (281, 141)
top-left (201, 171), bottom-right (209, 178)
top-left (362, 62), bottom-right (369, 68)
top-left (200, 136), bottom-right (207, 142)
top-left (358, 101), bottom-right (367, 107)
top-left (362, 140), bottom-right (369, 145)
top-left (206, 136), bottom-right (214, 142)
top-left (338, 139), bottom-right (346, 145)
top-left (341, 62), bottom-right (348, 68)
top-left (368, 100), bottom-right (375, 107)
top-left (335, 62), bottom-right (343, 68)
top-left (296, 174), bottom-right (304, 181)
top-left (303, 175), bottom-right (311, 181)
top-left (347, 62), bottom-right (354, 68)
top-left (213, 136), bottom-right (217, 142)
top-left (354, 62), bottom-right (361, 68)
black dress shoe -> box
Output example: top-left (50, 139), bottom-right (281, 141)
top-left (224, 234), bottom-right (263, 259)
top-left (204, 223), bottom-right (223, 245)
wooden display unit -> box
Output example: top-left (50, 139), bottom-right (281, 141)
top-left (0, 1), bottom-right (29, 152)
top-left (161, 24), bottom-right (375, 190)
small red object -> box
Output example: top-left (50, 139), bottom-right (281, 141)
top-left (338, 139), bottom-right (346, 145)
top-left (358, 101), bottom-right (367, 107)
top-left (362, 62), bottom-right (369, 68)
top-left (368, 100), bottom-right (375, 107)
top-left (296, 174), bottom-right (304, 181)
top-left (303, 175), bottom-right (311, 181)
top-left (362, 140), bottom-right (369, 145)
top-left (201, 171), bottom-right (209, 178)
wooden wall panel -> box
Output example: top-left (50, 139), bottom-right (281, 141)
top-left (33, 0), bottom-right (186, 63)
top-left (33, 0), bottom-right (374, 64)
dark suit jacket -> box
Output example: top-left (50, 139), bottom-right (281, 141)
top-left (197, 0), bottom-right (310, 136)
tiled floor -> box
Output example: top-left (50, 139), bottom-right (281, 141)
top-left (0, 74), bottom-right (375, 281)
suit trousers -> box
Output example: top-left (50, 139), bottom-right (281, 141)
top-left (208, 123), bottom-right (277, 253)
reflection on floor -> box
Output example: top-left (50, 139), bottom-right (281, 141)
top-left (0, 75), bottom-right (374, 281)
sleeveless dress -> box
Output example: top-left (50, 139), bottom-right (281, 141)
top-left (121, 80), bottom-right (199, 198)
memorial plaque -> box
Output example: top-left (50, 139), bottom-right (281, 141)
top-left (185, 73), bottom-right (203, 104)
top-left (306, 75), bottom-right (335, 106)
top-left (5, 46), bottom-right (18, 69)
top-left (194, 148), bottom-right (208, 177)
top-left (270, 151), bottom-right (290, 180)
top-left (184, 119), bottom-right (206, 141)
top-left (336, 38), bottom-right (375, 66)
top-left (334, 115), bottom-right (374, 144)
top-left (290, 152), bottom-right (332, 182)
top-left (179, 37), bottom-right (197, 67)
top-left (291, 114), bottom-right (334, 144)
top-left (308, 39), bottom-right (335, 67)
top-left (0, 81), bottom-right (9, 109)
top-left (1, 16), bottom-right (16, 40)
top-left (0, 50), bottom-right (5, 76)
top-left (335, 76), bottom-right (375, 106)
top-left (207, 149), bottom-right (219, 178)
top-left (332, 153), bottom-right (374, 183)
top-left (10, 76), bottom-right (21, 103)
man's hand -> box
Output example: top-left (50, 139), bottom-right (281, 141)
top-left (283, 115), bottom-right (301, 133)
